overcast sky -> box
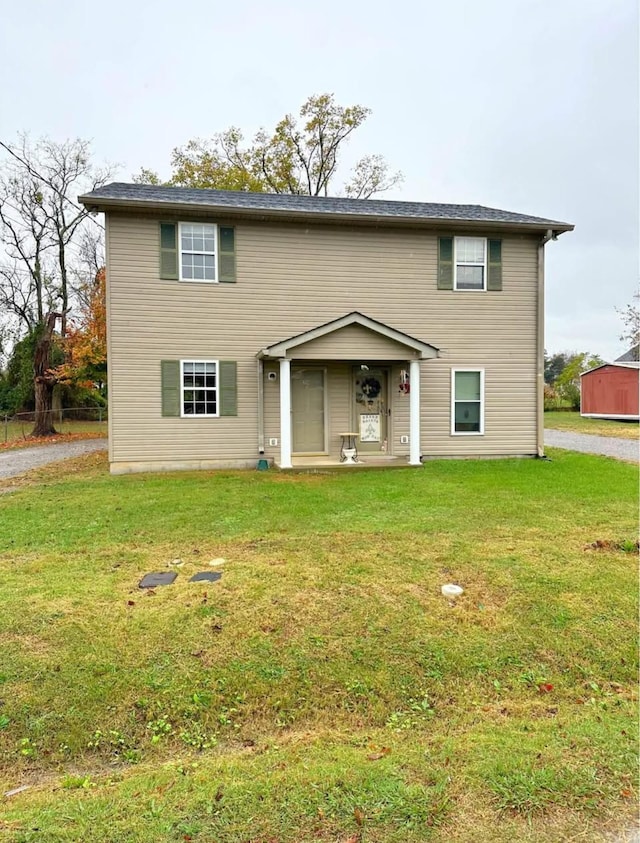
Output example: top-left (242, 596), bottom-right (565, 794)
top-left (2, 0), bottom-right (637, 359)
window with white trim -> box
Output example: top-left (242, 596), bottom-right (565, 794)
top-left (180, 223), bottom-right (217, 282)
top-left (181, 360), bottom-right (218, 416)
top-left (451, 369), bottom-right (484, 434)
top-left (455, 237), bottom-right (486, 291)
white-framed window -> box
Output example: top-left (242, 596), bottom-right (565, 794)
top-left (451, 368), bottom-right (484, 435)
top-left (455, 237), bottom-right (486, 291)
top-left (179, 222), bottom-right (217, 282)
top-left (181, 360), bottom-right (219, 417)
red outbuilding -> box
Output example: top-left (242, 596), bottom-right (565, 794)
top-left (580, 361), bottom-right (640, 421)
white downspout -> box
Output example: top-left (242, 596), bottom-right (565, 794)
top-left (409, 358), bottom-right (421, 465)
top-left (537, 229), bottom-right (556, 458)
top-left (279, 358), bottom-right (292, 468)
top-left (257, 357), bottom-right (265, 455)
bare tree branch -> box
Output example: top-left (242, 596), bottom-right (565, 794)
top-left (0, 135), bottom-right (113, 436)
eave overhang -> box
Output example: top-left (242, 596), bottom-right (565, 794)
top-left (77, 195), bottom-right (574, 237)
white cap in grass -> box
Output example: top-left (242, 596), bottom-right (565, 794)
top-left (441, 584), bottom-right (464, 598)
top-left (208, 558), bottom-right (226, 567)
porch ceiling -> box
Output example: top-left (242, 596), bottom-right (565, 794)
top-left (258, 311), bottom-right (439, 360)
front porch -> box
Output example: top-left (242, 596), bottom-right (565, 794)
top-left (257, 312), bottom-right (440, 470)
top-left (282, 454), bottom-right (416, 470)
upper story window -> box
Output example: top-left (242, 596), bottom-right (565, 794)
top-left (455, 237), bottom-right (486, 291)
top-left (160, 222), bottom-right (236, 283)
top-left (437, 237), bottom-right (501, 292)
top-left (180, 223), bottom-right (217, 282)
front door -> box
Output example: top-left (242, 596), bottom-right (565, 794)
top-left (291, 367), bottom-right (326, 453)
top-left (353, 367), bottom-right (389, 454)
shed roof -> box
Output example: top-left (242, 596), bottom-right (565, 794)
top-left (581, 362), bottom-right (640, 376)
top-left (79, 183), bottom-right (574, 234)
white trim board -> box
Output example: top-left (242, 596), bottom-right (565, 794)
top-left (451, 368), bottom-right (485, 436)
top-left (580, 413), bottom-right (639, 421)
top-left (259, 311), bottom-right (439, 360)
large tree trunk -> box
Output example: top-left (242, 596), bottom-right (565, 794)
top-left (31, 312), bottom-right (61, 438)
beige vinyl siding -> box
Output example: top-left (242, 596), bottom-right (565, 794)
top-left (263, 363), bottom-right (352, 461)
top-left (107, 214), bottom-right (539, 469)
top-left (293, 324), bottom-right (419, 360)
top-left (261, 363), bottom-right (413, 461)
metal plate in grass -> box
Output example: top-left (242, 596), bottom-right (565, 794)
top-left (139, 572), bottom-right (178, 588)
top-left (189, 571), bottom-right (222, 583)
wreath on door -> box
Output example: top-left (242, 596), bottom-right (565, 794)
top-left (361, 377), bottom-right (382, 399)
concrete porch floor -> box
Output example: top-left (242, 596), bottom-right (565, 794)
top-left (277, 455), bottom-right (419, 470)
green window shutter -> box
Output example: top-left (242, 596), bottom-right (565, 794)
top-left (160, 223), bottom-right (179, 280)
top-left (487, 239), bottom-right (503, 291)
top-left (218, 226), bottom-right (236, 283)
top-left (219, 361), bottom-right (238, 416)
top-left (438, 237), bottom-right (454, 290)
top-left (161, 360), bottom-right (181, 417)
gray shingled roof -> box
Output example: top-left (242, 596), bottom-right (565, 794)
top-left (79, 182), bottom-right (573, 230)
top-left (615, 345), bottom-right (640, 362)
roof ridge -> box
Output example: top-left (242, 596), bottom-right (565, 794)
top-left (98, 182), bottom-right (543, 213)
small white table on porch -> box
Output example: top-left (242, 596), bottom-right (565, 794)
top-left (340, 432), bottom-right (359, 464)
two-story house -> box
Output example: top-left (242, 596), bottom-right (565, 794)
top-left (78, 184), bottom-right (573, 474)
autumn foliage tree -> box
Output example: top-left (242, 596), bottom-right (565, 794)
top-left (135, 93), bottom-right (402, 198)
top-left (55, 267), bottom-right (107, 394)
top-left (0, 136), bottom-right (112, 435)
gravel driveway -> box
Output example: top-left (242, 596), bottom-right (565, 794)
top-left (0, 433), bottom-right (636, 481)
top-left (545, 429), bottom-right (638, 462)
top-left (0, 439), bottom-right (107, 480)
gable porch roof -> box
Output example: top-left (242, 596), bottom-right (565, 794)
top-left (257, 312), bottom-right (440, 360)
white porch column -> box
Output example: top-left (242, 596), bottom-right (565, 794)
top-left (409, 359), bottom-right (421, 466)
top-left (279, 358), bottom-right (292, 468)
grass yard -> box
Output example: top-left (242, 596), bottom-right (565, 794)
top-left (1, 419), bottom-right (108, 449)
top-left (545, 410), bottom-right (639, 440)
top-left (0, 451), bottom-right (637, 842)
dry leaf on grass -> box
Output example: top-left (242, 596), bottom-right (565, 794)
top-left (366, 746), bottom-right (391, 761)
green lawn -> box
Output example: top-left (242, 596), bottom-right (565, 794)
top-left (0, 452), bottom-right (637, 842)
top-left (1, 418), bottom-right (108, 447)
top-left (545, 410), bottom-right (639, 440)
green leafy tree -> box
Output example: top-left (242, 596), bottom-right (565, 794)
top-left (544, 351), bottom-right (570, 385)
top-left (555, 352), bottom-right (605, 410)
top-left (0, 325), bottom-right (64, 415)
top-left (134, 93), bottom-right (402, 198)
